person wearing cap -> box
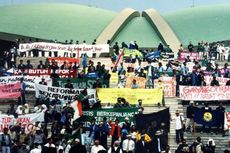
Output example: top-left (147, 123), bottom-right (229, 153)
top-left (68, 138), bottom-right (87, 153)
top-left (91, 140), bottom-right (105, 153)
top-left (122, 135), bottom-right (135, 153)
top-left (185, 101), bottom-right (195, 132)
top-left (0, 128), bottom-right (11, 153)
top-left (108, 140), bottom-right (122, 153)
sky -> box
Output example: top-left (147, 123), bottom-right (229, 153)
top-left (0, 0), bottom-right (230, 13)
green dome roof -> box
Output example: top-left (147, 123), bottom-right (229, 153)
top-left (163, 4), bottom-right (230, 45)
top-left (0, 3), bottom-right (117, 42)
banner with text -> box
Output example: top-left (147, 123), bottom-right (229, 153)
top-left (204, 76), bottom-right (230, 86)
top-left (154, 77), bottom-right (176, 97)
top-left (0, 112), bottom-right (44, 132)
top-left (35, 83), bottom-right (96, 100)
top-left (13, 69), bottom-right (77, 78)
top-left (48, 57), bottom-right (80, 67)
top-left (19, 42), bottom-right (109, 57)
top-left (53, 78), bottom-right (109, 89)
top-left (77, 108), bottom-right (138, 127)
top-left (0, 83), bottom-right (21, 99)
top-left (178, 52), bottom-right (200, 61)
top-left (97, 88), bottom-right (163, 104)
top-left (180, 86), bottom-right (230, 101)
top-left (0, 76), bottom-right (52, 91)
top-left (224, 112), bottom-right (230, 130)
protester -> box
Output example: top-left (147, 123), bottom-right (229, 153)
top-left (122, 135), bottom-right (135, 153)
top-left (108, 140), bottom-right (123, 153)
top-left (185, 101), bottom-right (195, 132)
top-left (173, 110), bottom-right (185, 144)
top-left (90, 140), bottom-right (105, 153)
top-left (69, 138), bottom-right (87, 153)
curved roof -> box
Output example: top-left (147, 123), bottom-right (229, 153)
top-left (0, 3), bottom-right (117, 42)
top-left (163, 4), bottom-right (230, 45)
top-left (112, 17), bottom-right (162, 48)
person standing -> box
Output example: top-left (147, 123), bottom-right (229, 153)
top-left (173, 110), bottom-right (185, 144)
top-left (18, 77), bottom-right (26, 105)
top-left (122, 135), bottom-right (135, 153)
top-left (185, 101), bottom-right (195, 132)
top-left (110, 119), bottom-right (121, 146)
top-left (0, 128), bottom-right (11, 153)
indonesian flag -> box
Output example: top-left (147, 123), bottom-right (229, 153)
top-left (224, 112), bottom-right (230, 130)
top-left (113, 49), bottom-right (125, 70)
top-left (71, 101), bottom-right (83, 120)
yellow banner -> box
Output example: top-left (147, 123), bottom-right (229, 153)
top-left (97, 88), bottom-right (163, 105)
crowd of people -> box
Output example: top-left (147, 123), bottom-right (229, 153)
top-left (0, 39), bottom-right (230, 153)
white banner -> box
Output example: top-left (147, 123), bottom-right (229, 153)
top-left (0, 76), bottom-right (52, 91)
top-left (0, 112), bottom-right (44, 132)
top-left (224, 112), bottom-right (230, 130)
top-left (204, 76), bottom-right (230, 86)
top-left (35, 83), bottom-right (96, 101)
top-left (19, 42), bottom-right (110, 57)
top-left (180, 86), bottom-right (230, 101)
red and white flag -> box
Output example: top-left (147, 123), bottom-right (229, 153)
top-left (71, 101), bottom-right (83, 120)
top-left (224, 112), bottom-right (230, 130)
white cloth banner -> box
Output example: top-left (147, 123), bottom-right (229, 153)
top-left (0, 76), bottom-right (52, 91)
top-left (204, 76), bottom-right (230, 86)
top-left (0, 112), bottom-right (44, 131)
top-left (35, 83), bottom-right (96, 101)
top-left (19, 42), bottom-right (110, 57)
top-left (180, 86), bottom-right (230, 101)
top-left (224, 112), bottom-right (230, 130)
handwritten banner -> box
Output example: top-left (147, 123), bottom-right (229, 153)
top-left (224, 112), bottom-right (230, 130)
top-left (48, 57), bottom-right (80, 67)
top-left (97, 88), bottom-right (163, 104)
top-left (19, 42), bottom-right (109, 57)
top-left (0, 83), bottom-right (21, 99)
top-left (0, 76), bottom-right (52, 91)
top-left (204, 76), bottom-right (230, 86)
top-left (0, 112), bottom-right (44, 132)
top-left (35, 83), bottom-right (96, 101)
top-left (13, 69), bottom-right (77, 78)
top-left (154, 77), bottom-right (176, 97)
top-left (180, 86), bottom-right (230, 101)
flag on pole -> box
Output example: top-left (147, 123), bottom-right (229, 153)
top-left (113, 49), bottom-right (125, 70)
top-left (71, 101), bottom-right (83, 120)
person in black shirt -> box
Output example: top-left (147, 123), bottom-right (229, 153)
top-left (25, 60), bottom-right (33, 69)
top-left (39, 78), bottom-right (47, 85)
top-left (69, 139), bottom-right (87, 153)
top-left (188, 41), bottom-right (194, 52)
top-left (138, 68), bottom-right (146, 78)
top-left (158, 42), bottom-right (164, 52)
top-left (37, 60), bottom-right (45, 69)
top-left (216, 103), bottom-right (225, 134)
top-left (210, 76), bottom-right (219, 86)
top-left (185, 101), bottom-right (195, 132)
top-left (18, 60), bottom-right (25, 70)
top-left (64, 79), bottom-right (74, 89)
top-left (176, 139), bottom-right (189, 153)
top-left (113, 42), bottom-right (120, 56)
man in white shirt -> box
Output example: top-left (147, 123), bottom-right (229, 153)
top-left (174, 110), bottom-right (185, 144)
top-left (108, 141), bottom-right (123, 153)
top-left (122, 135), bottom-right (135, 153)
top-left (30, 143), bottom-right (41, 153)
top-left (91, 140), bottom-right (105, 153)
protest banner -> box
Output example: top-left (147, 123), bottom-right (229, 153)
top-left (19, 42), bottom-right (109, 57)
top-left (0, 112), bottom-right (44, 132)
top-left (53, 78), bottom-right (109, 88)
top-left (97, 88), bottom-right (163, 104)
top-left (0, 76), bottom-right (52, 91)
top-left (125, 77), bottom-right (146, 88)
top-left (154, 77), bottom-right (176, 97)
top-left (48, 57), bottom-right (80, 67)
top-left (13, 69), bottom-right (77, 78)
top-left (180, 86), bottom-right (230, 101)
top-left (135, 108), bottom-right (170, 132)
top-left (77, 108), bottom-right (138, 127)
top-left (0, 83), bottom-right (21, 99)
top-left (204, 76), bottom-right (230, 86)
top-left (178, 51), bottom-right (200, 60)
top-left (224, 112), bottom-right (230, 130)
top-left (35, 83), bottom-right (96, 101)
